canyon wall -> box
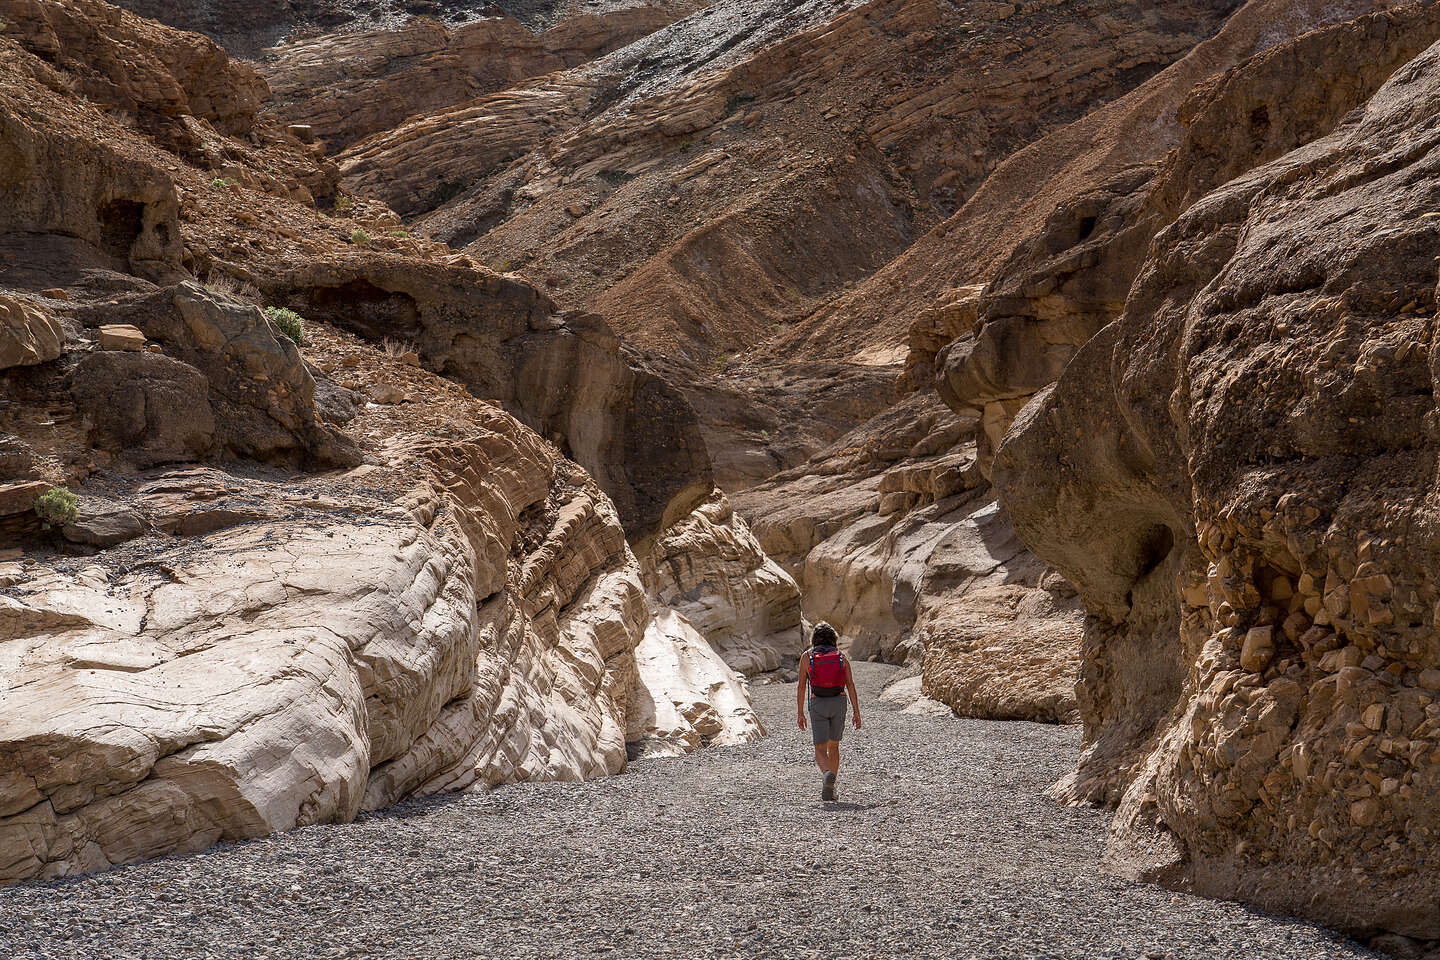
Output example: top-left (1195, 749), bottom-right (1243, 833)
top-left (990, 6), bottom-right (1440, 942)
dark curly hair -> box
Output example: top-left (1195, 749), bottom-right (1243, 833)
top-left (811, 622), bottom-right (838, 647)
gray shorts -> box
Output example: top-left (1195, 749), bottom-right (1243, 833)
top-left (809, 695), bottom-right (847, 745)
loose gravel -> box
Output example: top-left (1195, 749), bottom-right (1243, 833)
top-left (0, 664), bottom-right (1377, 960)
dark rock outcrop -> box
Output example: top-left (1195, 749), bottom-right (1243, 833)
top-left (71, 350), bottom-right (216, 467)
top-left (70, 282), bottom-right (359, 467)
top-left (272, 254), bottom-right (712, 541)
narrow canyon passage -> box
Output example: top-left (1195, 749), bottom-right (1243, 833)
top-left (1, 666), bottom-right (1371, 960)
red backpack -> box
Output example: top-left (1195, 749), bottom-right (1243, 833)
top-left (809, 647), bottom-right (846, 696)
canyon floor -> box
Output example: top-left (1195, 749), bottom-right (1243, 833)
top-left (0, 665), bottom-right (1375, 960)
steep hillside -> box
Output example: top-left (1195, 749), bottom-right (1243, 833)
top-left (340, 0), bottom-right (1240, 364)
top-left (110, 0), bottom-right (692, 55)
top-left (767, 0), bottom-right (1418, 375)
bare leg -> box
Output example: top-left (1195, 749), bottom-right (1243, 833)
top-left (814, 744), bottom-right (830, 774)
top-left (828, 742), bottom-right (841, 777)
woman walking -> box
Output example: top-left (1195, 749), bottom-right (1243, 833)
top-left (796, 622), bottom-right (862, 801)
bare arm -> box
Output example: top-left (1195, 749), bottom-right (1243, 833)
top-left (845, 659), bottom-right (861, 730)
top-left (796, 652), bottom-right (809, 729)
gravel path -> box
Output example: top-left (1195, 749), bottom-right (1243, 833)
top-left (2, 664), bottom-right (1376, 960)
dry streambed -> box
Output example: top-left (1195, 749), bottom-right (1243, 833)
top-left (0, 665), bottom-right (1373, 960)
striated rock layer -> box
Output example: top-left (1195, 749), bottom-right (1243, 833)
top-left (0, 415), bottom-right (648, 882)
top-left (0, 272), bottom-right (775, 882)
top-left (642, 489), bottom-right (802, 675)
top-left (628, 609), bottom-right (766, 758)
top-left (994, 30), bottom-right (1440, 941)
top-left (260, 6), bottom-right (699, 151)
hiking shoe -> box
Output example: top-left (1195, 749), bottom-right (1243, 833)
top-left (822, 771), bottom-right (836, 802)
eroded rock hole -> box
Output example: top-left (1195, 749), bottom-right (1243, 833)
top-left (1249, 104), bottom-right (1271, 148)
top-left (1076, 215), bottom-right (1098, 243)
top-left (1135, 523), bottom-right (1175, 580)
top-left (298, 281), bottom-right (422, 342)
top-left (98, 199), bottom-right (144, 258)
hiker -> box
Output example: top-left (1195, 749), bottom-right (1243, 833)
top-left (796, 621), bottom-right (861, 801)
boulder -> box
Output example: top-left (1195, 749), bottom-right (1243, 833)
top-left (0, 295), bottom-right (64, 369)
top-left (59, 497), bottom-right (147, 548)
top-left (0, 481), bottom-right (50, 517)
top-left (71, 351), bottom-right (216, 468)
top-left (96, 324), bottom-right (146, 351)
top-left (74, 283), bottom-right (359, 468)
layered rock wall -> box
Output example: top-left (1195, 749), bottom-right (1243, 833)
top-left (641, 489), bottom-right (802, 674)
top-left (940, 0), bottom-right (1440, 475)
top-left (260, 8), bottom-right (690, 150)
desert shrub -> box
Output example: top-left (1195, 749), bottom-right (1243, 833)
top-left (350, 228), bottom-right (371, 246)
top-left (34, 487), bottom-right (78, 529)
top-left (266, 306), bottom-right (306, 346)
top-left (205, 272), bottom-right (238, 296)
top-left (212, 177), bottom-right (234, 189)
top-left (382, 337), bottom-right (416, 359)
top-left (335, 194), bottom-right (354, 213)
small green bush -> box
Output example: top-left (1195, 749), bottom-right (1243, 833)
top-left (34, 487), bottom-right (78, 529)
top-left (212, 177), bottom-right (234, 189)
top-left (677, 139), bottom-right (693, 152)
top-left (389, 229), bottom-right (410, 239)
top-left (334, 194), bottom-right (354, 213)
top-left (350, 228), bottom-right (371, 246)
top-left (266, 306), bottom-right (306, 346)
